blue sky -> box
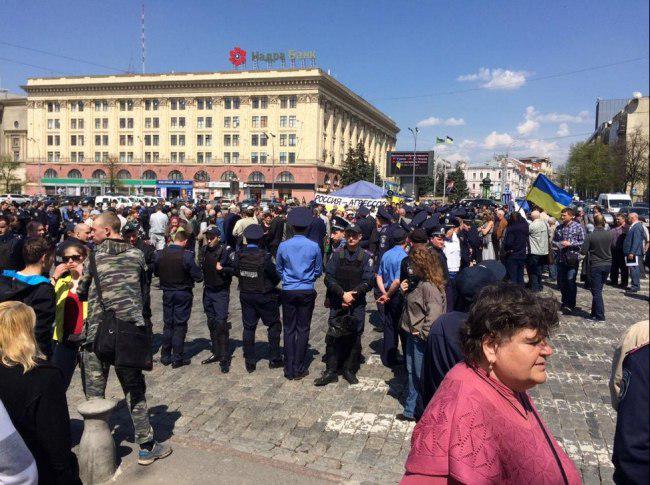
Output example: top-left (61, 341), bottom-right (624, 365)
top-left (1, 0), bottom-right (648, 165)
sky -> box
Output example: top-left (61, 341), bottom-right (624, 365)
top-left (1, 0), bottom-right (648, 166)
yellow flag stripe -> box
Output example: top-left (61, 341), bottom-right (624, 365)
top-left (526, 186), bottom-right (567, 218)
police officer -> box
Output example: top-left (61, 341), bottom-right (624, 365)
top-left (123, 221), bottom-right (156, 325)
top-left (316, 223), bottom-right (374, 386)
top-left (232, 224), bottom-right (283, 373)
top-left (200, 227), bottom-right (234, 373)
top-left (276, 207), bottom-right (322, 380)
top-left (325, 216), bottom-right (348, 263)
top-left (355, 206), bottom-right (374, 250)
top-left (153, 229), bottom-right (203, 368)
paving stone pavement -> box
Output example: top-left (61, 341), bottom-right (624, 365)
top-left (66, 275), bottom-right (649, 484)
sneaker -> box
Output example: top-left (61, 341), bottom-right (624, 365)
top-left (138, 442), bottom-right (172, 466)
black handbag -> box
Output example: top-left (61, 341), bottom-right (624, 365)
top-left (89, 252), bottom-right (153, 371)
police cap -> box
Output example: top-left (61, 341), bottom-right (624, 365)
top-left (344, 224), bottom-right (363, 236)
top-left (356, 206), bottom-right (370, 218)
top-left (410, 210), bottom-right (428, 228)
top-left (287, 207), bottom-right (313, 228)
top-left (390, 227), bottom-right (407, 244)
top-left (377, 206), bottom-right (393, 222)
top-left (331, 216), bottom-right (349, 232)
top-left (408, 228), bottom-right (428, 244)
top-left (243, 224), bottom-right (264, 241)
top-left (205, 226), bottom-right (221, 238)
top-left (455, 261), bottom-right (506, 301)
top-left (121, 221), bottom-right (139, 235)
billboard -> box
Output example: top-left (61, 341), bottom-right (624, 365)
top-left (386, 151), bottom-right (434, 177)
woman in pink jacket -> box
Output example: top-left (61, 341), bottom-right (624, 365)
top-left (402, 282), bottom-right (581, 485)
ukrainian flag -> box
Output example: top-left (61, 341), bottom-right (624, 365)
top-left (526, 174), bottom-right (573, 218)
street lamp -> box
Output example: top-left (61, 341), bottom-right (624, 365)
top-left (264, 132), bottom-right (276, 199)
top-left (27, 137), bottom-right (41, 194)
top-left (407, 127), bottom-right (419, 200)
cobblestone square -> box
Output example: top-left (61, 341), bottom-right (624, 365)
top-left (66, 277), bottom-right (649, 483)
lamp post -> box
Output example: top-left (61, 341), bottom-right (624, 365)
top-left (264, 132), bottom-right (276, 199)
top-left (28, 137), bottom-right (41, 194)
top-left (407, 127), bottom-right (419, 201)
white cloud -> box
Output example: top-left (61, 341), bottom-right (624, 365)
top-left (483, 131), bottom-right (514, 149)
top-left (417, 116), bottom-right (466, 128)
top-left (633, 91), bottom-right (643, 98)
top-left (457, 67), bottom-right (529, 90)
top-left (517, 119), bottom-right (540, 135)
top-left (534, 110), bottom-right (590, 124)
top-left (556, 123), bottom-right (570, 136)
top-left (513, 138), bottom-right (559, 156)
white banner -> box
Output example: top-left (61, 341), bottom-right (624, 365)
top-left (314, 194), bottom-right (385, 208)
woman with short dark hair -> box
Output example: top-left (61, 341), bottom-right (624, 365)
top-left (402, 283), bottom-right (580, 484)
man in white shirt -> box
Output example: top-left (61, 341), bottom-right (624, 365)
top-left (443, 225), bottom-right (462, 278)
top-left (528, 210), bottom-right (549, 292)
top-left (232, 208), bottom-right (258, 246)
top-left (148, 205), bottom-right (169, 250)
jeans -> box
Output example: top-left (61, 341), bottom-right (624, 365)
top-left (404, 333), bottom-right (426, 419)
top-left (548, 263), bottom-right (557, 280)
top-left (557, 262), bottom-right (578, 309)
top-left (52, 341), bottom-right (80, 391)
top-left (528, 254), bottom-right (546, 291)
top-left (506, 256), bottom-right (526, 285)
top-left (629, 258), bottom-right (641, 291)
top-left (590, 266), bottom-right (610, 319)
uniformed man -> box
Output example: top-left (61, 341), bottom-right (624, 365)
top-left (315, 223), bottom-right (374, 386)
top-left (153, 229), bottom-right (203, 368)
top-left (123, 221), bottom-right (156, 325)
top-left (200, 227), bottom-right (234, 373)
top-left (232, 224), bottom-right (283, 373)
top-left (356, 206), bottom-right (374, 251)
top-left (325, 216), bottom-right (348, 262)
top-left (426, 222), bottom-right (455, 310)
top-left (276, 207), bottom-right (322, 380)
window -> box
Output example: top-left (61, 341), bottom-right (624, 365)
top-left (260, 116), bottom-right (268, 128)
top-left (44, 168), bottom-right (58, 178)
top-left (251, 134), bottom-right (259, 147)
top-left (47, 102), bottom-right (60, 113)
top-left (142, 170), bottom-right (157, 180)
top-left (117, 169), bottom-right (131, 180)
top-left (280, 96), bottom-right (288, 109)
top-left (95, 118), bottom-right (101, 130)
top-left (288, 152), bottom-right (296, 164)
top-left (279, 152), bottom-right (287, 164)
top-left (289, 95), bottom-right (297, 108)
top-left (194, 170), bottom-right (209, 182)
top-left (119, 118), bottom-right (134, 129)
top-left (252, 116), bottom-right (259, 128)
top-left (68, 169), bottom-right (82, 179)
top-left (70, 135), bottom-right (81, 146)
top-left (259, 151), bottom-right (267, 164)
top-left (152, 135), bottom-right (159, 146)
top-left (169, 170), bottom-right (183, 180)
top-left (119, 100), bottom-right (133, 111)
top-left (171, 135), bottom-right (177, 146)
top-left (221, 171), bottom-right (237, 181)
top-left (178, 117), bottom-right (186, 128)
top-left (277, 171), bottom-right (294, 183)
top-left (145, 99), bottom-right (159, 111)
top-left (251, 96), bottom-right (268, 109)
top-left (224, 97), bottom-right (240, 109)
top-left (178, 135), bottom-right (185, 146)
top-left (223, 135), bottom-right (231, 147)
top-left (288, 115), bottom-right (296, 128)
top-left (145, 135), bottom-right (151, 146)
top-left (251, 152), bottom-right (258, 164)
top-left (197, 135), bottom-right (203, 147)
top-left (205, 117), bottom-right (212, 128)
top-left (47, 135), bottom-right (60, 146)
top-left (288, 134), bottom-right (296, 147)
top-left (170, 99), bottom-right (186, 110)
top-left (232, 152), bottom-right (239, 163)
top-left (280, 116), bottom-right (287, 128)
top-left (259, 134), bottom-right (267, 147)
top-left (196, 98), bottom-right (212, 110)
top-left (119, 134), bottom-right (134, 146)
top-left (171, 117), bottom-right (178, 128)
top-left (224, 117), bottom-right (231, 128)
top-left (92, 169), bottom-right (106, 179)
top-left (145, 118), bottom-right (152, 129)
top-left (94, 100), bottom-right (108, 111)
top-left (249, 171), bottom-right (265, 182)
top-left (103, 118), bottom-right (109, 129)
top-left (205, 134), bottom-right (212, 147)
top-left (232, 116), bottom-right (240, 127)
top-left (71, 152), bottom-right (84, 163)
top-left (47, 119), bottom-right (60, 129)
top-left (197, 153), bottom-right (204, 164)
top-left (205, 152), bottom-right (212, 163)
top-left (231, 134), bottom-right (239, 146)
top-left (197, 117), bottom-right (204, 129)
top-left (224, 152), bottom-right (231, 164)
top-left (118, 152), bottom-right (134, 163)
top-left (70, 101), bottom-right (84, 112)
top-left (279, 134), bottom-right (287, 146)
top-left (71, 119), bottom-right (77, 129)
top-left (153, 118), bottom-right (159, 128)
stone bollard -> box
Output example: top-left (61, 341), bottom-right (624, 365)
top-left (77, 398), bottom-right (118, 484)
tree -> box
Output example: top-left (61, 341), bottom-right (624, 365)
top-left (103, 156), bottom-right (124, 194)
top-left (0, 156), bottom-right (23, 193)
top-left (611, 128), bottom-right (649, 196)
top-left (566, 140), bottom-right (621, 199)
top-left (416, 172), bottom-right (444, 197)
top-left (445, 163), bottom-right (470, 202)
top-left (340, 143), bottom-right (382, 187)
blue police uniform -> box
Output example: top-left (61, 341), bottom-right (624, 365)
top-left (276, 207), bottom-right (323, 379)
top-left (233, 225), bottom-right (282, 371)
top-left (377, 243), bottom-right (408, 367)
top-left (200, 232), bottom-right (234, 368)
top-left (322, 244), bottom-right (374, 379)
top-left (153, 244), bottom-right (203, 366)
top-left (613, 343), bottom-right (649, 484)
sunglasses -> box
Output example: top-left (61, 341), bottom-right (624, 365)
top-left (62, 255), bottom-right (83, 263)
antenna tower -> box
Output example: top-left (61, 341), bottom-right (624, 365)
top-left (141, 2), bottom-right (146, 74)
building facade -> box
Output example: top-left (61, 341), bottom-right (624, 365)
top-left (0, 92), bottom-right (27, 192)
top-left (461, 156), bottom-right (538, 199)
top-left (22, 69), bottom-right (398, 200)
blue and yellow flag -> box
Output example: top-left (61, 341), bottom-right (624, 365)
top-left (526, 174), bottom-right (573, 218)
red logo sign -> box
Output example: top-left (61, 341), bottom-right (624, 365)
top-left (229, 47), bottom-right (246, 67)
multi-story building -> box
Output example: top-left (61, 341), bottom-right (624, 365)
top-left (21, 68), bottom-right (398, 201)
top-left (0, 91), bottom-right (27, 192)
top-left (461, 156), bottom-right (538, 199)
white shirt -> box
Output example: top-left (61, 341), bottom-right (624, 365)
top-left (149, 211), bottom-right (169, 235)
top-left (443, 233), bottom-right (462, 272)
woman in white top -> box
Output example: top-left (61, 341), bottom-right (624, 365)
top-left (479, 211), bottom-right (496, 260)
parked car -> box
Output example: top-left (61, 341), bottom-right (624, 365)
top-left (0, 193), bottom-right (30, 205)
top-left (619, 205), bottom-right (649, 223)
top-left (219, 198), bottom-right (236, 211)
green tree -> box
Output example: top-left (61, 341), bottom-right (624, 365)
top-left (340, 143), bottom-right (382, 187)
top-left (610, 128), bottom-right (649, 196)
top-left (102, 156), bottom-right (124, 194)
top-left (566, 140), bottom-right (621, 199)
top-left (0, 156), bottom-right (23, 193)
top-left (445, 163), bottom-right (469, 202)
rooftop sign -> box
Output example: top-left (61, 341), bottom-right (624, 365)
top-left (229, 47), bottom-right (316, 68)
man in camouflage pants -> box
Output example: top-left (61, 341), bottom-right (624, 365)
top-left (78, 210), bottom-right (172, 465)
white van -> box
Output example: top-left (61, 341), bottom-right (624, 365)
top-left (597, 193), bottom-right (632, 214)
top-left (95, 195), bottom-right (132, 210)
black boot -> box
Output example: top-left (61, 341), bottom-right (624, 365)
top-left (220, 359), bottom-right (230, 374)
top-left (342, 369), bottom-right (359, 385)
top-left (314, 371), bottom-right (338, 387)
top-left (245, 362), bottom-right (256, 373)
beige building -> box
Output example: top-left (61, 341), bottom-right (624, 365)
top-left (0, 91), bottom-right (27, 192)
top-left (22, 68), bottom-right (398, 200)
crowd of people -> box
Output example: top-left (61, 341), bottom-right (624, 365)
top-left (0, 194), bottom-right (647, 484)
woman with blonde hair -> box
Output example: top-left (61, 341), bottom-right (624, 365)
top-left (398, 245), bottom-right (447, 421)
top-left (0, 301), bottom-right (81, 484)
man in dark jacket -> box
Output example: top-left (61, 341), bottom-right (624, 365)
top-left (0, 237), bottom-right (56, 358)
top-left (267, 206), bottom-right (286, 257)
top-left (306, 208), bottom-right (327, 255)
top-left (222, 206), bottom-right (241, 249)
top-left (502, 212), bottom-right (529, 285)
top-left (581, 214), bottom-right (612, 321)
top-left (0, 215), bottom-right (23, 272)
top-left (123, 222), bottom-right (156, 325)
top-left (609, 213), bottom-right (629, 287)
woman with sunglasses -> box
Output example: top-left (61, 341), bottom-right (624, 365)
top-left (51, 240), bottom-right (88, 390)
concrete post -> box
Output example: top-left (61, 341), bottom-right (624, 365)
top-left (77, 398), bottom-right (118, 484)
